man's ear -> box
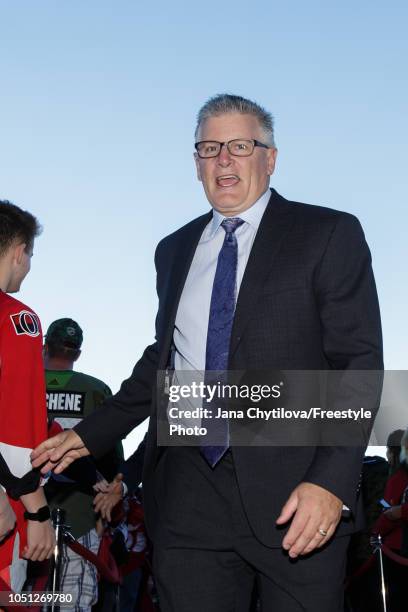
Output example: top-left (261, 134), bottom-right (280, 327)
top-left (266, 148), bottom-right (278, 176)
top-left (194, 152), bottom-right (202, 182)
top-left (13, 242), bottom-right (27, 264)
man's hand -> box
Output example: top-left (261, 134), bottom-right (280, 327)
top-left (93, 478), bottom-right (110, 494)
top-left (384, 505), bottom-right (402, 521)
top-left (0, 490), bottom-right (16, 542)
top-left (31, 430), bottom-right (89, 474)
top-left (276, 482), bottom-right (343, 558)
top-left (23, 519), bottom-right (56, 562)
top-left (94, 473), bottom-right (124, 522)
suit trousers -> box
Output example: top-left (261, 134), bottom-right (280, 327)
top-left (152, 447), bottom-right (349, 612)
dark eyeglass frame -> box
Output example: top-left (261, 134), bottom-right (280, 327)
top-left (194, 139), bottom-right (270, 158)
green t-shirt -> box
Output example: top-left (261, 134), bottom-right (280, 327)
top-left (45, 369), bottom-right (123, 538)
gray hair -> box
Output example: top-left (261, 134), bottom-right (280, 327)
top-left (195, 93), bottom-right (276, 147)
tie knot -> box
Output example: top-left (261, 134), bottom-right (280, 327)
top-left (221, 217), bottom-right (244, 234)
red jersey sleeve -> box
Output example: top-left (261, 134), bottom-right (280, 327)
top-left (0, 297), bottom-right (48, 569)
top-left (0, 305), bottom-right (47, 476)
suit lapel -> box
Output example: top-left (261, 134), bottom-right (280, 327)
top-left (229, 190), bottom-right (295, 358)
top-left (158, 212), bottom-right (212, 367)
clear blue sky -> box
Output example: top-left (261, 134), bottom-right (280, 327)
top-left (1, 1), bottom-right (406, 456)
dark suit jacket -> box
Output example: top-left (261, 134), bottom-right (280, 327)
top-left (75, 189), bottom-right (383, 546)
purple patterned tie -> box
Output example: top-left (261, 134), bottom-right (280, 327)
top-left (200, 217), bottom-right (244, 467)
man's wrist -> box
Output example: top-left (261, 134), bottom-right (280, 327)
top-left (24, 505), bottom-right (51, 522)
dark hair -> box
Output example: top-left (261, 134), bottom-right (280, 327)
top-left (0, 200), bottom-right (42, 257)
top-left (46, 341), bottom-right (81, 361)
top-left (388, 446), bottom-right (402, 474)
top-left (386, 428), bottom-right (405, 474)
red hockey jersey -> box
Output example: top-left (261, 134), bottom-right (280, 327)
top-left (0, 291), bottom-right (47, 570)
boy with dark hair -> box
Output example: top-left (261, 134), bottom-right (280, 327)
top-left (0, 200), bottom-right (55, 591)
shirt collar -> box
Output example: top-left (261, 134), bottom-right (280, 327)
top-left (208, 188), bottom-right (271, 239)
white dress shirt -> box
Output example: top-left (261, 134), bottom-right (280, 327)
top-left (173, 188), bottom-right (271, 372)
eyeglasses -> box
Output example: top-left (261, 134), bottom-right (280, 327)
top-left (195, 139), bottom-right (269, 158)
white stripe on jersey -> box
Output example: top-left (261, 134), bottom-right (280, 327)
top-left (0, 441), bottom-right (32, 478)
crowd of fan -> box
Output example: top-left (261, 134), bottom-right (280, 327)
top-left (346, 428), bottom-right (408, 612)
top-left (29, 318), bottom-right (153, 611)
top-left (1, 314), bottom-right (152, 611)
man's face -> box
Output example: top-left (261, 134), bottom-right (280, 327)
top-left (8, 242), bottom-right (32, 293)
top-left (194, 113), bottom-right (277, 216)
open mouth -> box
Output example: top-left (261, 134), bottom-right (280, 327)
top-left (216, 174), bottom-right (240, 188)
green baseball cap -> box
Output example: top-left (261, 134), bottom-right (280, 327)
top-left (45, 318), bottom-right (83, 349)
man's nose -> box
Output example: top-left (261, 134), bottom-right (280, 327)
top-left (217, 143), bottom-right (233, 165)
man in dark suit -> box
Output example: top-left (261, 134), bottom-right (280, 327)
top-left (32, 94), bottom-right (383, 611)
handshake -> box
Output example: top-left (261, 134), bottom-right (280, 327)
top-left (30, 429), bottom-right (127, 522)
